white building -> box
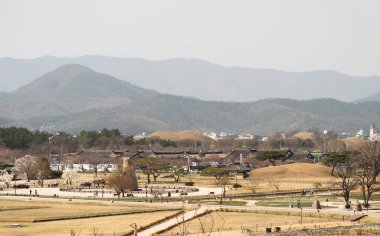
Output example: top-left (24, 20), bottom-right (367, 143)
top-left (370, 125), bottom-right (380, 141)
top-left (237, 134), bottom-right (254, 140)
top-left (356, 129), bottom-right (364, 139)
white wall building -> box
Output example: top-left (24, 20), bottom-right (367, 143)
top-left (370, 125), bottom-right (380, 141)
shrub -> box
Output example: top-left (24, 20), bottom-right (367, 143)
top-left (50, 170), bottom-right (63, 178)
top-left (233, 183), bottom-right (242, 189)
top-left (92, 179), bottom-right (105, 186)
top-left (185, 182), bottom-right (194, 186)
top-left (80, 182), bottom-right (92, 188)
top-left (14, 184), bottom-right (30, 189)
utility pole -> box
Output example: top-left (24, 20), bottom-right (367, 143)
top-left (59, 143), bottom-right (64, 171)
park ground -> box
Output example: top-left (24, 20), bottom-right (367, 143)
top-left (1, 163), bottom-right (380, 235)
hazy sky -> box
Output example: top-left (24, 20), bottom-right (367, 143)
top-left (1, 0), bottom-right (380, 76)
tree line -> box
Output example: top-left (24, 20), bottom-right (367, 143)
top-left (322, 141), bottom-right (380, 208)
top-left (0, 127), bottom-right (178, 151)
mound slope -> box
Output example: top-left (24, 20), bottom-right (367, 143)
top-left (251, 163), bottom-right (332, 179)
top-left (342, 137), bottom-right (365, 147)
top-left (293, 132), bottom-right (316, 140)
top-left (148, 130), bottom-right (212, 142)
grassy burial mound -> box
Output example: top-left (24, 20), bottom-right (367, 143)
top-left (148, 130), bottom-right (212, 142)
top-left (342, 137), bottom-right (365, 148)
top-left (293, 132), bottom-right (317, 140)
top-left (250, 163), bottom-right (333, 180)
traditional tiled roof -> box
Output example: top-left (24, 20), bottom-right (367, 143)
top-left (77, 149), bottom-right (124, 158)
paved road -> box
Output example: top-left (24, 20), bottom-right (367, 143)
top-left (0, 186), bottom-right (223, 198)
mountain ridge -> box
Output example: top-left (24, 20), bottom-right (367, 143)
top-left (355, 91), bottom-right (380, 103)
top-left (1, 64), bottom-right (380, 135)
top-left (1, 55), bottom-right (380, 102)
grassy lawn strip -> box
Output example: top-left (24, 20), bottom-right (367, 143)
top-left (216, 208), bottom-right (352, 221)
top-left (256, 201), bottom-right (313, 208)
top-left (189, 200), bottom-right (247, 206)
top-left (351, 193), bottom-right (380, 200)
top-left (32, 208), bottom-right (181, 222)
top-left (0, 206), bottom-right (49, 211)
top-left (255, 201), bottom-right (336, 209)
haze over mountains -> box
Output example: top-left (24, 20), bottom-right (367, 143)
top-left (0, 64), bottom-right (380, 135)
top-left (1, 55), bottom-right (380, 102)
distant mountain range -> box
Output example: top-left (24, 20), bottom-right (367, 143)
top-left (355, 92), bottom-right (380, 103)
top-left (0, 64), bottom-right (379, 135)
top-left (1, 55), bottom-right (380, 102)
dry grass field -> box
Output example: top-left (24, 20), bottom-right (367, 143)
top-left (0, 199), bottom-right (180, 236)
top-left (159, 211), bottom-right (341, 236)
top-left (0, 210), bottom-right (178, 236)
top-left (0, 199), bottom-right (161, 222)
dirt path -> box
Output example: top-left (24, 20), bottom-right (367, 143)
top-left (137, 205), bottom-right (211, 236)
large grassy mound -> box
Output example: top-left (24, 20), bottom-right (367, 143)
top-left (250, 163), bottom-right (333, 179)
top-left (148, 130), bottom-right (212, 142)
top-left (293, 132), bottom-right (316, 140)
top-left (342, 137), bottom-right (365, 147)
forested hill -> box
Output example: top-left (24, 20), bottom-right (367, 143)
top-left (0, 64), bottom-right (379, 135)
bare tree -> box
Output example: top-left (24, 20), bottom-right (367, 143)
top-left (170, 166), bottom-right (186, 182)
top-left (355, 141), bottom-right (380, 183)
top-left (356, 168), bottom-right (374, 208)
top-left (151, 187), bottom-right (165, 199)
top-left (12, 155), bottom-right (37, 182)
top-left (197, 211), bottom-right (215, 236)
top-left (246, 181), bottom-right (259, 193)
top-left (136, 156), bottom-right (168, 183)
top-left (331, 170), bottom-right (359, 208)
top-left (313, 181), bottom-right (322, 189)
top-left (108, 169), bottom-right (136, 197)
top-left (88, 156), bottom-right (104, 178)
top-left (36, 156), bottom-right (52, 187)
top-left (62, 169), bottom-right (79, 186)
top-left (218, 175), bottom-right (230, 204)
top-left (176, 204), bottom-right (188, 236)
top-left (269, 180), bottom-right (281, 192)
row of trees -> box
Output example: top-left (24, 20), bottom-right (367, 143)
top-left (12, 155), bottom-right (58, 186)
top-left (0, 127), bottom-right (50, 149)
top-left (0, 126), bottom-right (180, 152)
top-left (0, 125), bottom-right (349, 154)
top-left (135, 157), bottom-right (185, 183)
top-left (324, 141), bottom-right (380, 208)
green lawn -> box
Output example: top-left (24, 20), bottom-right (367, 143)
top-left (255, 200), bottom-right (336, 209)
top-left (189, 200), bottom-right (247, 206)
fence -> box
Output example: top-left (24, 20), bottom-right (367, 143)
top-left (181, 187), bottom-right (338, 201)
